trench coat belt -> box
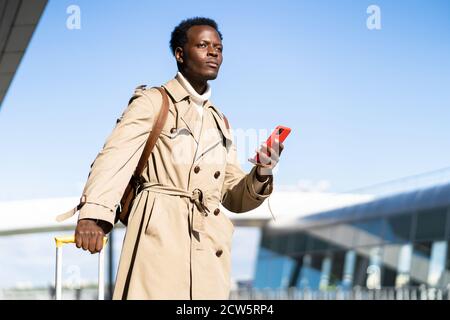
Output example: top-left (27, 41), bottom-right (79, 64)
top-left (137, 182), bottom-right (210, 233)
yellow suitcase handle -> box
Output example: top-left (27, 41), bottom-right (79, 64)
top-left (54, 236), bottom-right (108, 248)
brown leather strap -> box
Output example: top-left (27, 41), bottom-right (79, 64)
top-left (134, 86), bottom-right (170, 178)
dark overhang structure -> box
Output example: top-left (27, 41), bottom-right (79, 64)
top-left (0, 0), bottom-right (48, 109)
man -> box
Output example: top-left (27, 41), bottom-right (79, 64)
top-left (70, 17), bottom-right (284, 299)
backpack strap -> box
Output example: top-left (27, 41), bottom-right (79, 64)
top-left (133, 86), bottom-right (170, 178)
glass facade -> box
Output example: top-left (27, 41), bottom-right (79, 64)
top-left (253, 203), bottom-right (450, 291)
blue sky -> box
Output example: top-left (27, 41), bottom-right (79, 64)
top-left (1, 0), bottom-right (450, 200)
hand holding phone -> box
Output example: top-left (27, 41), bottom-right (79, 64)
top-left (250, 125), bottom-right (291, 165)
top-left (247, 126), bottom-right (290, 222)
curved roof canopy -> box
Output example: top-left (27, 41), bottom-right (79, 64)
top-left (293, 182), bottom-right (450, 229)
top-left (0, 0), bottom-right (47, 109)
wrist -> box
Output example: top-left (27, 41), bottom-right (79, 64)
top-left (95, 219), bottom-right (112, 234)
top-left (255, 166), bottom-right (271, 182)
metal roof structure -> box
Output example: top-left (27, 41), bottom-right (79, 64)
top-left (287, 182), bottom-right (450, 229)
top-left (0, 0), bottom-right (47, 109)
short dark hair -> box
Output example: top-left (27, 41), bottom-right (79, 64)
top-left (170, 17), bottom-right (223, 56)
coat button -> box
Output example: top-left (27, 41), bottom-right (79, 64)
top-left (214, 171), bottom-right (220, 179)
top-left (194, 166), bottom-right (200, 174)
top-left (170, 128), bottom-right (177, 134)
top-left (216, 249), bottom-right (223, 257)
top-left (214, 208), bottom-right (220, 216)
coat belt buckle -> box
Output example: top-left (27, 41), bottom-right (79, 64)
top-left (132, 175), bottom-right (145, 196)
top-left (190, 189), bottom-right (210, 216)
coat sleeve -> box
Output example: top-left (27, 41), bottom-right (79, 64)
top-left (220, 125), bottom-right (274, 213)
top-left (77, 89), bottom-right (157, 226)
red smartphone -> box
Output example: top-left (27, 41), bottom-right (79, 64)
top-left (254, 125), bottom-right (291, 163)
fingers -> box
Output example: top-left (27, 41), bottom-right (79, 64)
top-left (88, 232), bottom-right (98, 253)
top-left (248, 149), bottom-right (271, 167)
top-left (75, 231), bottom-right (95, 253)
top-left (258, 148), bottom-right (273, 166)
top-left (248, 138), bottom-right (285, 170)
top-left (260, 143), bottom-right (271, 158)
top-left (254, 144), bottom-right (271, 166)
top-left (270, 139), bottom-right (284, 157)
top-left (81, 231), bottom-right (90, 251)
top-left (257, 143), bottom-right (281, 167)
top-left (82, 233), bottom-right (104, 254)
top-left (75, 232), bottom-right (82, 249)
top-left (266, 146), bottom-right (280, 162)
top-left (248, 157), bottom-right (258, 165)
top-left (95, 232), bottom-right (105, 253)
top-left (75, 220), bottom-right (105, 254)
top-left (88, 231), bottom-right (106, 254)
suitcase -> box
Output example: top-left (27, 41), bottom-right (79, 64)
top-left (54, 235), bottom-right (108, 300)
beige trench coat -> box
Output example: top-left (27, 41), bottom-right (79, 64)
top-left (75, 74), bottom-right (273, 299)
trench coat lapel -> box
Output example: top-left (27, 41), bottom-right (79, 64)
top-left (180, 100), bottom-right (202, 143)
top-left (162, 76), bottom-right (232, 158)
top-left (194, 101), bottom-right (232, 163)
top-left (162, 77), bottom-right (201, 144)
top-left (171, 99), bottom-right (201, 144)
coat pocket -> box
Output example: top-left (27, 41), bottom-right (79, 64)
top-left (124, 191), bottom-right (156, 237)
top-left (144, 193), bottom-right (160, 236)
top-left (207, 205), bottom-right (235, 254)
top-left (126, 191), bottom-right (144, 225)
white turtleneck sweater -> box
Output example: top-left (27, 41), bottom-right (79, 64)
top-left (176, 72), bottom-right (270, 192)
top-left (177, 71), bottom-right (211, 118)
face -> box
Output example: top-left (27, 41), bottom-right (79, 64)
top-left (175, 25), bottom-right (223, 82)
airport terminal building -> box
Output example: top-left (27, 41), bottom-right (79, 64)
top-left (253, 183), bottom-right (450, 291)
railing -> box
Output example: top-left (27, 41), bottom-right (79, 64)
top-left (0, 287), bottom-right (100, 300)
top-left (2, 286), bottom-right (450, 300)
top-left (229, 286), bottom-right (450, 300)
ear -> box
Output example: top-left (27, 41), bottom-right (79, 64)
top-left (175, 47), bottom-right (184, 64)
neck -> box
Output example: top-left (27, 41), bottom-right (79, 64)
top-left (181, 72), bottom-right (207, 95)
